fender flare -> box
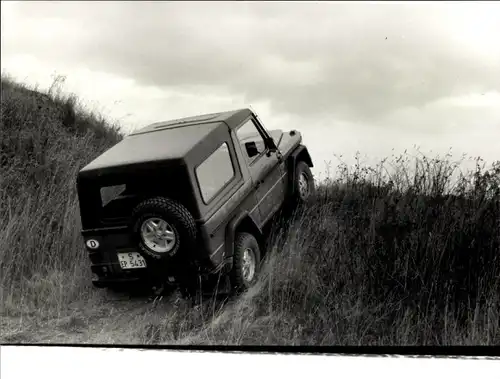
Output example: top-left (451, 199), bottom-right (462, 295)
top-left (287, 145), bottom-right (314, 196)
top-left (224, 210), bottom-right (262, 270)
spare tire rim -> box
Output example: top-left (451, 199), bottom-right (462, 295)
top-left (242, 248), bottom-right (256, 283)
top-left (298, 172), bottom-right (309, 199)
top-left (140, 217), bottom-right (177, 254)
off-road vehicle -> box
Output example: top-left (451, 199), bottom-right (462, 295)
top-left (77, 108), bottom-right (314, 296)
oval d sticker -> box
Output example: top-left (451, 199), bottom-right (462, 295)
top-left (86, 239), bottom-right (99, 249)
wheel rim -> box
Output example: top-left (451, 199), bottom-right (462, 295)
top-left (298, 172), bottom-right (309, 199)
top-left (140, 217), bottom-right (177, 254)
top-left (242, 248), bottom-right (256, 283)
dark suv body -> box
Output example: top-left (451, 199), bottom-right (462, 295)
top-left (77, 108), bottom-right (314, 293)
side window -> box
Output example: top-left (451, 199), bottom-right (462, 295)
top-left (100, 184), bottom-right (126, 207)
top-left (236, 119), bottom-right (266, 162)
top-left (196, 142), bottom-right (235, 203)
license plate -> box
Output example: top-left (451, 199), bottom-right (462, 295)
top-left (117, 252), bottom-right (147, 269)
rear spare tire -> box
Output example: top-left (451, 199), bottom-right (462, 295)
top-left (131, 197), bottom-right (197, 261)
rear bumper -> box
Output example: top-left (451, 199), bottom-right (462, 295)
top-left (89, 250), bottom-right (203, 287)
top-left (90, 255), bottom-right (233, 288)
top-left (83, 229), bottom-right (231, 287)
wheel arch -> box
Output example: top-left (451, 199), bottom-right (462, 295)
top-left (224, 211), bottom-right (264, 269)
top-left (287, 145), bottom-right (314, 196)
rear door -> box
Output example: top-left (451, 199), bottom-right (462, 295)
top-left (234, 117), bottom-right (287, 228)
top-left (194, 138), bottom-right (261, 268)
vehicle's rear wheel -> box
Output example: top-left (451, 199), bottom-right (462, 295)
top-left (131, 197), bottom-right (197, 261)
top-left (230, 232), bottom-right (261, 293)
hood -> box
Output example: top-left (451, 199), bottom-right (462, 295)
top-left (268, 129), bottom-right (284, 147)
top-left (268, 129), bottom-right (302, 156)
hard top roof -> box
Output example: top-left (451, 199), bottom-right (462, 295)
top-left (131, 108), bottom-right (253, 135)
top-left (79, 108), bottom-right (253, 175)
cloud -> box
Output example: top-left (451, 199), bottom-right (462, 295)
top-left (3, 2), bottom-right (500, 123)
top-left (2, 1), bottom-right (499, 176)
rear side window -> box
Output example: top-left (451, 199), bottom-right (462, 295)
top-left (196, 142), bottom-right (235, 203)
top-left (100, 184), bottom-right (126, 207)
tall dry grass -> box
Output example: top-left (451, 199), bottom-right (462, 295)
top-left (136, 154), bottom-right (499, 345)
top-left (1, 76), bottom-right (499, 345)
top-left (1, 75), bottom-right (123, 319)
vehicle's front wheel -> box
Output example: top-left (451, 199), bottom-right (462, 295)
top-left (230, 232), bottom-right (261, 293)
top-left (293, 160), bottom-right (315, 205)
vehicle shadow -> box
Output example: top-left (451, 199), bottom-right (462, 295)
top-left (103, 276), bottom-right (234, 310)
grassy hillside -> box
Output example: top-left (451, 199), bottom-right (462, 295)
top-left (1, 76), bottom-right (499, 345)
top-left (1, 76), bottom-right (123, 328)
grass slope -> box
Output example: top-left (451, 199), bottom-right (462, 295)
top-left (1, 76), bottom-right (499, 345)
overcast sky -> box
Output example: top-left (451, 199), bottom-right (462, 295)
top-left (2, 1), bottom-right (499, 179)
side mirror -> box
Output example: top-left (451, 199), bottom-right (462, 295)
top-left (266, 137), bottom-right (277, 152)
top-left (265, 137), bottom-right (279, 157)
top-left (245, 141), bottom-right (259, 158)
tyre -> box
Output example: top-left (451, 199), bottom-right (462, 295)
top-left (230, 232), bottom-right (261, 293)
top-left (293, 160), bottom-right (315, 205)
top-left (131, 197), bottom-right (197, 261)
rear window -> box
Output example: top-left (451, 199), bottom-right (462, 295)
top-left (100, 184), bottom-right (126, 207)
